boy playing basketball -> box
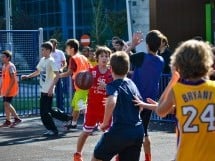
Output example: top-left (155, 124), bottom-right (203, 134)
top-left (60, 39), bottom-right (90, 128)
top-left (91, 51), bottom-right (144, 161)
top-left (73, 46), bottom-right (112, 161)
top-left (0, 50), bottom-right (21, 127)
top-left (134, 40), bottom-right (215, 161)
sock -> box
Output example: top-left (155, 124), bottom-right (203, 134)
top-left (72, 121), bottom-right (77, 126)
top-left (145, 153), bottom-right (151, 161)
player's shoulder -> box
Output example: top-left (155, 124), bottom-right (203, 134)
top-left (56, 49), bottom-right (64, 53)
top-left (205, 80), bottom-right (215, 87)
top-left (8, 61), bottom-right (16, 67)
top-left (48, 56), bottom-right (55, 62)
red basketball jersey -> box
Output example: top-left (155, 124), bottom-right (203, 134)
top-left (87, 65), bottom-right (112, 115)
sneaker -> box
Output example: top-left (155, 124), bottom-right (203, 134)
top-left (66, 124), bottom-right (77, 130)
top-left (73, 152), bottom-right (83, 161)
top-left (10, 118), bottom-right (22, 128)
top-left (0, 120), bottom-right (11, 127)
top-left (63, 119), bottom-right (72, 130)
top-left (71, 124), bottom-right (77, 129)
top-left (43, 130), bottom-right (58, 136)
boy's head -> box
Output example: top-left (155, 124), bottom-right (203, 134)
top-left (146, 30), bottom-right (163, 53)
top-left (110, 51), bottom-right (130, 76)
top-left (66, 39), bottom-right (79, 55)
top-left (49, 38), bottom-right (58, 51)
top-left (95, 46), bottom-right (111, 61)
top-left (82, 46), bottom-right (90, 58)
top-left (2, 50), bottom-right (12, 61)
top-left (41, 41), bottom-right (53, 52)
top-left (170, 40), bottom-right (213, 79)
top-left (161, 35), bottom-right (169, 48)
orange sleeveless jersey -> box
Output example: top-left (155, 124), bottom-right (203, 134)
top-left (71, 54), bottom-right (90, 90)
top-left (172, 80), bottom-right (215, 161)
top-left (1, 62), bottom-right (19, 97)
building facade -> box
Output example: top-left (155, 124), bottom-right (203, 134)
top-left (0, 0), bottom-right (127, 45)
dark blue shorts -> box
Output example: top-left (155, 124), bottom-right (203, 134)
top-left (3, 97), bottom-right (13, 103)
top-left (141, 109), bottom-right (152, 136)
top-left (93, 125), bottom-right (144, 161)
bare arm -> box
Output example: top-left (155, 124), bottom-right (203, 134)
top-left (48, 71), bottom-right (60, 96)
top-left (59, 68), bottom-right (71, 78)
top-left (60, 60), bottom-right (67, 72)
top-left (125, 32), bottom-right (143, 55)
top-left (100, 95), bottom-right (116, 131)
top-left (21, 70), bottom-right (40, 80)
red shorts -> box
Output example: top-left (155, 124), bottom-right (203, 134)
top-left (83, 111), bottom-right (104, 132)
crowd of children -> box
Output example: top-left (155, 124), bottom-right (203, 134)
top-left (1, 30), bottom-right (215, 161)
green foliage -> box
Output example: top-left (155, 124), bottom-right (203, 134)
top-left (12, 11), bottom-right (34, 30)
top-left (49, 29), bottom-right (65, 50)
top-left (90, 0), bottom-right (108, 45)
top-left (107, 10), bottom-right (127, 38)
top-left (90, 0), bottom-right (127, 46)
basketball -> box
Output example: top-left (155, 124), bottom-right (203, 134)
top-left (75, 70), bottom-right (93, 90)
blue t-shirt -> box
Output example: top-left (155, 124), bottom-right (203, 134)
top-left (131, 52), bottom-right (164, 101)
top-left (106, 78), bottom-right (142, 127)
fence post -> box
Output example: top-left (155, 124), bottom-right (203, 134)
top-left (38, 28), bottom-right (43, 58)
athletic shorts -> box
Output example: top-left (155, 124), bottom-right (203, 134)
top-left (3, 97), bottom-right (13, 103)
top-left (140, 109), bottom-right (152, 136)
top-left (83, 112), bottom-right (104, 133)
top-left (71, 89), bottom-right (88, 111)
top-left (93, 125), bottom-right (144, 161)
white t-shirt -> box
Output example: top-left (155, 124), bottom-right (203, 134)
top-left (37, 57), bottom-right (58, 93)
top-left (51, 49), bottom-right (66, 70)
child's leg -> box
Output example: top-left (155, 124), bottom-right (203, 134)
top-left (141, 109), bottom-right (152, 161)
top-left (76, 131), bottom-right (90, 153)
top-left (72, 110), bottom-right (80, 126)
top-left (4, 101), bottom-right (11, 121)
top-left (73, 132), bottom-right (90, 161)
top-left (3, 97), bottom-right (19, 120)
top-left (74, 112), bottom-right (99, 161)
top-left (8, 103), bottom-right (19, 119)
top-left (71, 90), bottom-right (88, 127)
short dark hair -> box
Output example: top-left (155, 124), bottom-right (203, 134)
top-left (41, 41), bottom-right (53, 51)
top-left (49, 38), bottom-right (58, 45)
top-left (66, 39), bottom-right (79, 53)
top-left (146, 30), bottom-right (162, 52)
top-left (115, 39), bottom-right (124, 47)
top-left (112, 36), bottom-right (120, 41)
top-left (2, 50), bottom-right (12, 61)
top-left (110, 51), bottom-right (130, 76)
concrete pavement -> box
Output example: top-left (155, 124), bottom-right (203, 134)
top-left (0, 116), bottom-right (176, 161)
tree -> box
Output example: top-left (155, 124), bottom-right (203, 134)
top-left (50, 29), bottom-right (64, 50)
top-left (107, 10), bottom-right (127, 38)
top-left (12, 10), bottom-right (34, 30)
top-left (90, 0), bottom-right (108, 45)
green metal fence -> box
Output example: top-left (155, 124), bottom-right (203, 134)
top-left (0, 71), bottom-right (71, 117)
top-left (0, 73), bottom-right (175, 122)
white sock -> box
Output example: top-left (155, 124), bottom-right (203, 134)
top-left (72, 121), bottom-right (77, 125)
